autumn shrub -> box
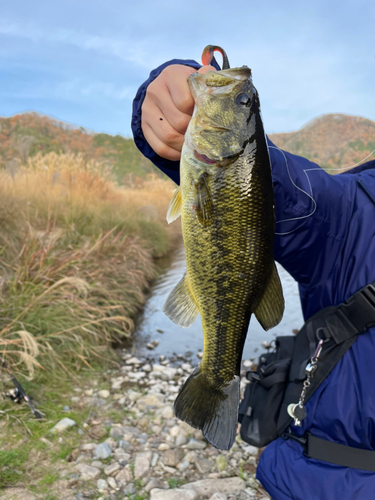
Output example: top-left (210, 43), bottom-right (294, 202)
top-left (0, 152), bottom-right (180, 377)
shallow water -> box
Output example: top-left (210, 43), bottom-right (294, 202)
top-left (135, 247), bottom-right (304, 361)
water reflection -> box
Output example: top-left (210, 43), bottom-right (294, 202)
top-left (135, 247), bottom-right (304, 360)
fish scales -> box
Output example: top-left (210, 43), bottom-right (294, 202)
top-left (163, 49), bottom-right (284, 450)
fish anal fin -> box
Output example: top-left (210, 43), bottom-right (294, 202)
top-left (254, 262), bottom-right (285, 331)
top-left (174, 367), bottom-right (239, 450)
top-left (194, 173), bottom-right (214, 226)
top-left (162, 273), bottom-right (199, 328)
top-left (166, 186), bottom-right (181, 224)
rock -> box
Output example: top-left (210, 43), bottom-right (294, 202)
top-left (195, 457), bottom-right (213, 474)
top-left (104, 462), bottom-right (120, 476)
top-left (158, 443), bottom-right (170, 451)
top-left (110, 426), bottom-right (124, 439)
top-left (209, 494), bottom-right (228, 500)
top-left (143, 363), bottom-right (152, 372)
top-left (242, 445), bottom-right (259, 456)
top-left (81, 442), bottom-right (97, 451)
top-left (105, 437), bottom-right (117, 450)
top-left (181, 478), bottom-right (246, 496)
top-left (134, 451), bottom-right (152, 478)
top-left (175, 434), bottom-right (188, 446)
top-left (183, 451), bottom-right (197, 463)
top-left (162, 449), bottom-right (180, 467)
top-left (123, 483), bottom-right (136, 495)
top-left (50, 417), bottom-right (76, 433)
top-left (126, 356), bottom-right (141, 365)
top-left (94, 442), bottom-right (112, 459)
top-left (161, 367), bottom-right (177, 380)
top-left (216, 455), bottom-right (227, 472)
top-left (157, 405), bottom-right (174, 419)
top-left (98, 389), bottom-right (110, 399)
top-left (181, 363), bottom-right (192, 371)
top-left (152, 364), bottom-right (165, 372)
top-left (147, 343), bottom-right (155, 350)
top-left (91, 461), bottom-right (104, 469)
top-left (150, 489), bottom-right (198, 500)
top-left (242, 360), bottom-right (252, 368)
top-left (75, 464), bottom-right (101, 480)
top-left (151, 452), bottom-right (159, 467)
top-left (145, 477), bottom-right (163, 492)
top-left (107, 477), bottom-right (117, 489)
top-left (177, 460), bottom-right (190, 471)
top-left (185, 438), bottom-right (207, 450)
top-left (115, 465), bottom-right (132, 485)
top-left (97, 478), bottom-right (108, 490)
top-left (137, 394), bottom-right (165, 410)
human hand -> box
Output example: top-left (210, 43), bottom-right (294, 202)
top-left (141, 64), bottom-right (217, 161)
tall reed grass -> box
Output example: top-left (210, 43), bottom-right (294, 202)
top-left (0, 152), bottom-right (179, 378)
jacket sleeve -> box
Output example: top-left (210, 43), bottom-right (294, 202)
top-left (269, 138), bottom-right (353, 289)
top-left (131, 58), bottom-right (220, 185)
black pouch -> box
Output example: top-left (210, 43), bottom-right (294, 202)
top-left (238, 335), bottom-right (295, 447)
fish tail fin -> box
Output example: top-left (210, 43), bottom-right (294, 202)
top-left (174, 367), bottom-right (239, 450)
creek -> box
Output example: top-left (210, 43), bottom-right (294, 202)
top-left (135, 247), bottom-right (304, 361)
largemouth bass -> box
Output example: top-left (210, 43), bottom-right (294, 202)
top-left (163, 46), bottom-right (284, 450)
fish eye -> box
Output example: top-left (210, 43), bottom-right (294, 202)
top-left (236, 93), bottom-right (251, 107)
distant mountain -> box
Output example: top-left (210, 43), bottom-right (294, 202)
top-left (1, 112), bottom-right (374, 180)
top-left (0, 112), bottom-right (162, 182)
top-left (269, 114), bottom-right (375, 173)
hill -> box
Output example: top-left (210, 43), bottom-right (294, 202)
top-left (269, 113), bottom-right (375, 173)
top-left (0, 112), bottom-right (162, 183)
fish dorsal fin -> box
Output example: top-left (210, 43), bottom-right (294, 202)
top-left (194, 173), bottom-right (214, 226)
top-left (254, 262), bottom-right (285, 331)
top-left (162, 273), bottom-right (199, 328)
top-left (166, 186), bottom-right (181, 224)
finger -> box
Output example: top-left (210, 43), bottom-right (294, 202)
top-left (143, 123), bottom-right (181, 161)
top-left (197, 65), bottom-right (217, 75)
top-left (166, 75), bottom-right (195, 116)
top-left (142, 100), bottom-right (185, 151)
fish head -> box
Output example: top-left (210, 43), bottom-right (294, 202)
top-left (187, 66), bottom-right (257, 164)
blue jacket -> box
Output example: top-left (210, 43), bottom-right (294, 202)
top-left (132, 59), bottom-right (375, 500)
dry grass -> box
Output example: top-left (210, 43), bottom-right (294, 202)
top-left (0, 152), bottom-right (180, 377)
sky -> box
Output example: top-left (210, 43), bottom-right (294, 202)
top-left (1, 0), bottom-right (374, 137)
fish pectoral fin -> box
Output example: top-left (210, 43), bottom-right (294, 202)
top-left (194, 174), bottom-right (214, 226)
top-left (174, 367), bottom-right (240, 450)
top-left (254, 262), bottom-right (285, 331)
top-left (162, 273), bottom-right (199, 328)
top-left (166, 186), bottom-right (182, 224)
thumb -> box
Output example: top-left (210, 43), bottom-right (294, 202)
top-left (197, 65), bottom-right (217, 75)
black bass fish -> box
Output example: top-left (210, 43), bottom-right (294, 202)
top-left (163, 46), bottom-right (284, 450)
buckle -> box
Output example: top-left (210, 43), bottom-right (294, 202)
top-left (282, 430), bottom-right (308, 454)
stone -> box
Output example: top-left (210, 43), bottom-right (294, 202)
top-left (151, 452), bottom-right (159, 467)
top-left (162, 449), bottom-right (180, 467)
top-left (216, 455), bottom-right (227, 472)
top-left (152, 364), bottom-right (165, 372)
top-left (134, 451), bottom-right (152, 478)
top-left (195, 457), bottom-right (213, 474)
top-left (107, 477), bottom-right (117, 489)
top-left (143, 363), bottom-right (152, 372)
top-left (145, 477), bottom-right (162, 492)
top-left (123, 483), bottom-right (136, 495)
top-left (150, 489), bottom-right (198, 500)
top-left (136, 393), bottom-right (165, 410)
top-left (157, 405), bottom-right (174, 419)
top-left (75, 464), bottom-right (101, 480)
top-left (177, 460), bottom-right (190, 471)
top-left (158, 443), bottom-right (170, 451)
top-left (160, 367), bottom-right (177, 380)
top-left (181, 363), bottom-right (192, 371)
top-left (50, 417), bottom-right (76, 433)
top-left (115, 465), bottom-right (132, 485)
top-left (91, 460), bottom-right (104, 469)
top-left (98, 389), bottom-right (110, 399)
top-left (185, 438), bottom-right (207, 450)
top-left (104, 462), bottom-right (120, 476)
top-left (126, 356), bottom-right (141, 364)
top-left (97, 478), bottom-right (108, 490)
top-left (175, 434), bottom-right (188, 447)
top-left (110, 426), bottom-right (124, 439)
top-left (181, 478), bottom-right (246, 496)
top-left (94, 442), bottom-right (112, 459)
top-left (105, 437), bottom-right (117, 450)
top-left (242, 445), bottom-right (259, 456)
top-left (209, 494), bottom-right (228, 500)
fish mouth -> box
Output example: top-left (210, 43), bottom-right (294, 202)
top-left (194, 150), bottom-right (217, 165)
